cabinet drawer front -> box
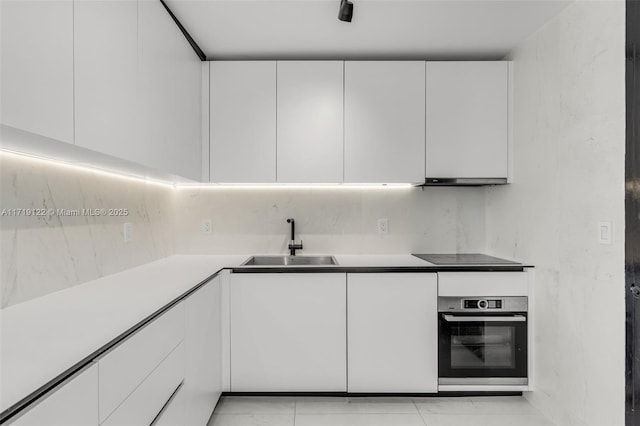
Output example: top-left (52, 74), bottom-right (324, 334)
top-left (102, 343), bottom-right (185, 426)
top-left (10, 363), bottom-right (98, 426)
top-left (98, 303), bottom-right (184, 423)
top-left (438, 272), bottom-right (528, 296)
top-left (152, 383), bottom-right (185, 426)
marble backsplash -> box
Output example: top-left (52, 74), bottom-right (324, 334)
top-left (172, 186), bottom-right (486, 256)
top-left (0, 153), bottom-right (175, 308)
top-left (0, 150), bottom-right (487, 308)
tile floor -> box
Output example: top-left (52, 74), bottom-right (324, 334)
top-left (206, 396), bottom-right (555, 426)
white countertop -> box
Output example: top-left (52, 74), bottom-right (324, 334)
top-left (0, 255), bottom-right (246, 413)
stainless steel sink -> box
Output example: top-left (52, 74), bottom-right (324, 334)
top-left (241, 255), bottom-right (338, 266)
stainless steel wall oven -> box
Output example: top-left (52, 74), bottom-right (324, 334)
top-left (438, 296), bottom-right (528, 386)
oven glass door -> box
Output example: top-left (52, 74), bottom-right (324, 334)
top-left (439, 313), bottom-right (527, 378)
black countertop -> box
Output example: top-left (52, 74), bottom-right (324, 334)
top-left (412, 253), bottom-right (521, 266)
top-left (232, 254), bottom-right (528, 273)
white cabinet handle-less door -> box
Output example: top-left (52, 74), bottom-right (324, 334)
top-left (137, 0), bottom-right (202, 181)
top-left (426, 61), bottom-right (510, 179)
top-left (74, 0), bottom-right (138, 161)
top-left (344, 61), bottom-right (426, 184)
top-left (183, 277), bottom-right (222, 425)
top-left (230, 273), bottom-right (347, 392)
top-left (210, 62), bottom-right (277, 183)
top-left (347, 273), bottom-right (438, 392)
top-left (276, 61), bottom-right (344, 183)
top-left (0, 0), bottom-right (74, 144)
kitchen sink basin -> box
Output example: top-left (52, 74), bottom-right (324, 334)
top-left (241, 255), bottom-right (338, 266)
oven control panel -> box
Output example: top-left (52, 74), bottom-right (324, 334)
top-left (438, 296), bottom-right (528, 313)
top-left (464, 299), bottom-right (502, 309)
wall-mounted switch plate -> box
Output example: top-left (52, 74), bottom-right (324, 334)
top-left (124, 222), bottom-right (133, 243)
top-left (202, 219), bottom-right (212, 235)
top-left (598, 221), bottom-right (612, 245)
top-left (378, 218), bottom-right (389, 234)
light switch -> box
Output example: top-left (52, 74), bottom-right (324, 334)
top-left (598, 221), bottom-right (611, 245)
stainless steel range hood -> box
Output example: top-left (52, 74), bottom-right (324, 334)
top-left (419, 178), bottom-right (508, 186)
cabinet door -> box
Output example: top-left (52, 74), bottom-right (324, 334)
top-left (344, 61), bottom-right (425, 183)
top-left (183, 277), bottom-right (222, 425)
top-left (74, 0), bottom-right (138, 160)
top-left (12, 363), bottom-right (98, 426)
top-left (426, 61), bottom-right (509, 179)
top-left (1, 0), bottom-right (74, 143)
top-left (210, 62), bottom-right (276, 183)
top-left (230, 273), bottom-right (346, 391)
top-left (277, 61), bottom-right (343, 183)
top-left (138, 0), bottom-right (202, 181)
top-left (347, 273), bottom-right (438, 392)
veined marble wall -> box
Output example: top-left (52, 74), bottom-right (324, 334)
top-left (172, 186), bottom-right (486, 255)
top-left (1, 150), bottom-right (487, 308)
top-left (0, 153), bottom-right (175, 308)
top-left (487, 1), bottom-right (625, 425)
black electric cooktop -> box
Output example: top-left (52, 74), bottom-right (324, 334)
top-left (412, 253), bottom-right (521, 265)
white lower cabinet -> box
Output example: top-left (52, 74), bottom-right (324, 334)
top-left (230, 273), bottom-right (347, 391)
top-left (11, 277), bottom-right (225, 426)
top-left (10, 363), bottom-right (98, 426)
top-left (183, 277), bottom-right (222, 425)
top-left (153, 383), bottom-right (185, 426)
top-left (102, 343), bottom-right (185, 426)
top-left (98, 302), bottom-right (185, 423)
top-left (347, 273), bottom-right (438, 393)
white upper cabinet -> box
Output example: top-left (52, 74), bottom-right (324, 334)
top-left (344, 61), bottom-right (426, 183)
top-left (210, 62), bottom-right (277, 183)
top-left (426, 61), bottom-right (510, 179)
top-left (1, 0), bottom-right (74, 144)
top-left (276, 61), bottom-right (344, 183)
top-left (138, 0), bottom-right (202, 181)
top-left (74, 0), bottom-right (138, 159)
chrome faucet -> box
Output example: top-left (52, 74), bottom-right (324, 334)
top-left (286, 218), bottom-right (303, 256)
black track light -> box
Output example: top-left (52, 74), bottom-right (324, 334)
top-left (338, 0), bottom-right (353, 22)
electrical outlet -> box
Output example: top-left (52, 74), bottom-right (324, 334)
top-left (202, 219), bottom-right (212, 235)
top-left (598, 221), bottom-right (611, 245)
top-left (123, 222), bottom-right (133, 243)
top-left (378, 218), bottom-right (389, 234)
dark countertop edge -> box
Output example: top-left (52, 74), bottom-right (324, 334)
top-left (232, 265), bottom-right (532, 273)
top-left (0, 261), bottom-right (535, 423)
top-left (0, 269), bottom-right (225, 425)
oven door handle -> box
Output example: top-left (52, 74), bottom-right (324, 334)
top-left (442, 314), bottom-right (526, 322)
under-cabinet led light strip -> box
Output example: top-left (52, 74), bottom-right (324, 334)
top-left (0, 150), bottom-right (176, 189)
top-left (1, 150), bottom-right (415, 190)
top-left (175, 183), bottom-right (414, 190)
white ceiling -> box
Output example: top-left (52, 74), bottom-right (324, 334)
top-left (165, 0), bottom-right (571, 60)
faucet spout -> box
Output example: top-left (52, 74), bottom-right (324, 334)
top-left (286, 218), bottom-right (303, 256)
